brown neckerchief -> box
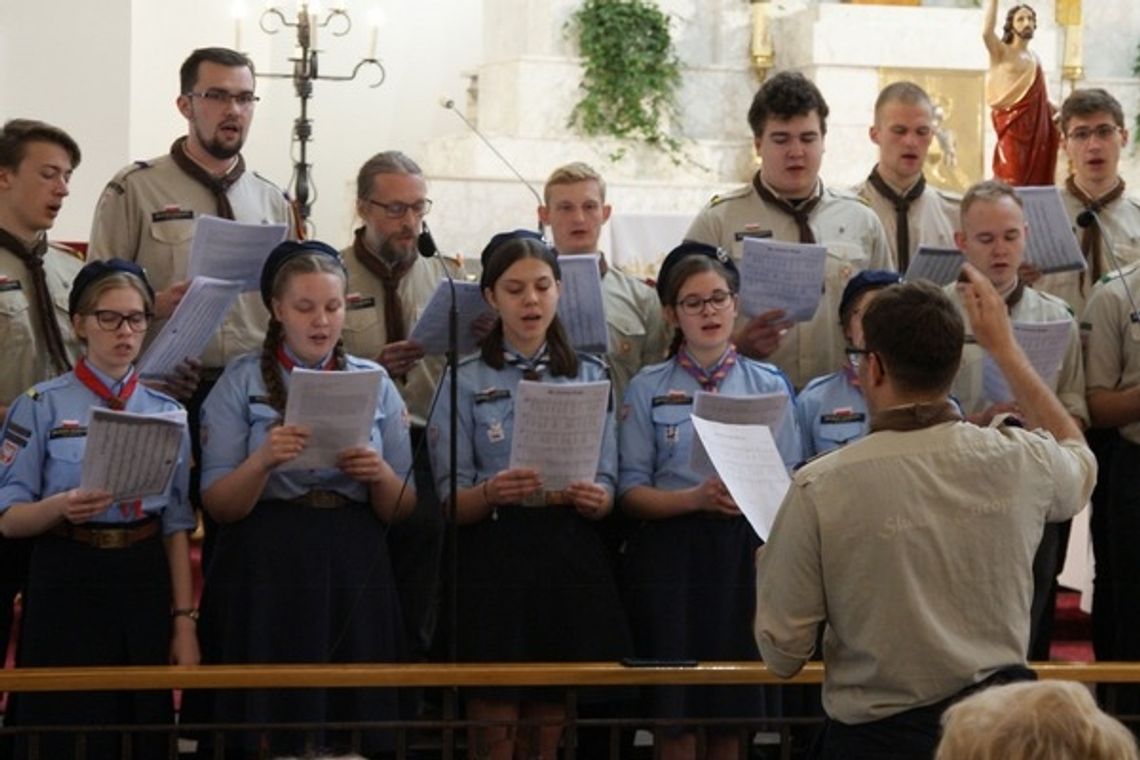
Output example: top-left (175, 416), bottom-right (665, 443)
top-left (597, 251), bottom-right (609, 279)
top-left (867, 166), bottom-right (926, 272)
top-left (753, 173), bottom-right (821, 244)
top-left (0, 229), bottom-right (72, 374)
top-left (1065, 175), bottom-right (1126, 284)
top-left (168, 137), bottom-right (245, 220)
top-left (1004, 278), bottom-right (1026, 313)
top-left (869, 399), bottom-right (962, 433)
top-left (352, 226), bottom-right (415, 348)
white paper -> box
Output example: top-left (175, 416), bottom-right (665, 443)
top-left (739, 237), bottom-right (828, 321)
top-left (690, 416), bottom-right (790, 542)
top-left (556, 254), bottom-right (610, 354)
top-left (281, 368), bottom-right (382, 470)
top-left (186, 215), bottom-right (289, 291)
top-left (1015, 186), bottom-right (1087, 275)
top-left (982, 319), bottom-right (1072, 404)
top-left (689, 391), bottom-right (789, 477)
top-left (905, 246), bottom-right (965, 287)
top-left (507, 379), bottom-right (610, 491)
top-left (137, 276), bottom-right (243, 378)
top-left (80, 408), bottom-right (186, 501)
top-left (408, 279), bottom-right (495, 356)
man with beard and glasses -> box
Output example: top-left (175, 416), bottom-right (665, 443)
top-left (983, 1), bottom-right (1059, 186)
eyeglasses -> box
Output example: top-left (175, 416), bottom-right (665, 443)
top-left (1065, 125), bottom-right (1122, 144)
top-left (185, 89), bottom-right (260, 108)
top-left (675, 290), bottom-right (736, 316)
top-left (845, 346), bottom-right (874, 368)
top-left (87, 310), bottom-right (152, 333)
top-left (366, 198), bottom-right (433, 219)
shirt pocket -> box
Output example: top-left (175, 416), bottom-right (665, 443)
top-left (46, 436), bottom-right (85, 486)
top-left (816, 419), bottom-right (864, 450)
top-left (824, 242), bottom-right (870, 295)
top-left (342, 301), bottom-right (384, 358)
top-left (651, 403), bottom-right (692, 470)
top-left (247, 402), bottom-right (280, 457)
top-left (146, 217), bottom-right (196, 283)
top-left (472, 397), bottom-right (513, 467)
top-left (0, 286), bottom-right (32, 347)
top-left (607, 309), bottom-right (648, 374)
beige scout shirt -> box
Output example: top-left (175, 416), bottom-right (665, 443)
top-left (755, 420), bottom-right (1095, 724)
top-left (600, 265), bottom-right (669, 404)
top-left (685, 178), bottom-right (895, 389)
top-left (339, 246), bottom-right (463, 427)
top-left (945, 284), bottom-right (1088, 426)
top-left (1082, 262), bottom-right (1140, 444)
top-left (1033, 190), bottom-right (1140, 316)
top-left (87, 153), bottom-right (292, 369)
top-left (853, 177), bottom-right (959, 268)
top-left (0, 239), bottom-right (84, 405)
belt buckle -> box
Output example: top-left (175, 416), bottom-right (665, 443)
top-left (544, 490), bottom-right (565, 506)
top-left (310, 491), bottom-right (342, 509)
top-left (91, 529), bottom-right (129, 550)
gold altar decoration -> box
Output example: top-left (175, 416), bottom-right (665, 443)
top-left (750, 1), bottom-right (774, 80)
top-left (1057, 0), bottom-right (1084, 83)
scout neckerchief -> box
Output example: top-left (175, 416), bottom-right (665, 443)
top-left (1003, 278), bottom-right (1027, 313)
top-left (0, 229), bottom-right (72, 374)
top-left (169, 136), bottom-right (245, 220)
top-left (867, 166), bottom-right (926, 272)
top-left (75, 357), bottom-right (139, 411)
top-left (351, 225), bottom-right (416, 346)
top-left (869, 399), bottom-right (962, 433)
top-left (1066, 175), bottom-right (1126, 285)
top-left (275, 344), bottom-right (337, 372)
top-left (676, 343), bottom-right (738, 392)
top-left (753, 173), bottom-right (822, 244)
top-left (504, 342), bottom-right (550, 381)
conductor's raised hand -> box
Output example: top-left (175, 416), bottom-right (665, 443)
top-left (957, 262), bottom-right (1015, 356)
top-left (257, 424), bottom-right (309, 470)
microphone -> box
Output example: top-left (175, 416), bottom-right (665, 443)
top-left (1078, 209), bottom-right (1140, 323)
top-left (418, 219), bottom-right (440, 259)
top-left (440, 96), bottom-right (545, 236)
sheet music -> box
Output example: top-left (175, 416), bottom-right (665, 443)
top-left (690, 416), bottom-right (790, 541)
top-left (80, 408), bottom-right (186, 501)
top-left (905, 246), bottom-right (965, 287)
top-left (137, 276), bottom-right (243, 378)
top-left (186, 215), bottom-right (289, 291)
top-left (556, 254), bottom-right (610, 354)
top-left (982, 319), bottom-right (1072, 404)
top-left (689, 391), bottom-right (789, 477)
top-left (508, 380), bottom-right (611, 491)
top-left (408, 280), bottom-right (494, 355)
top-left (739, 237), bottom-right (828, 321)
top-left (1015, 186), bottom-right (1086, 274)
top-left (282, 368), bottom-right (382, 470)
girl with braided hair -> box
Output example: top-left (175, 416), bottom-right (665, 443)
top-left (187, 240), bottom-right (413, 758)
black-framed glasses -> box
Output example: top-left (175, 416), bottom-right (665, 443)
top-left (185, 89), bottom-right (260, 108)
top-left (87, 310), bottom-right (151, 333)
top-left (846, 346), bottom-right (874, 368)
top-left (1065, 124), bottom-right (1121, 144)
top-left (676, 290), bottom-right (736, 316)
top-left (366, 198), bottom-right (433, 219)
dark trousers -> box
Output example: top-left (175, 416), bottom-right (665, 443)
top-left (1088, 428), bottom-right (1119, 662)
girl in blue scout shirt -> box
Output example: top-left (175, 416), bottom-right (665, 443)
top-left (618, 242), bottom-right (801, 760)
top-left (0, 259), bottom-right (196, 759)
top-left (795, 270), bottom-right (901, 459)
top-left (188, 240), bottom-right (413, 758)
top-left (429, 230), bottom-right (632, 760)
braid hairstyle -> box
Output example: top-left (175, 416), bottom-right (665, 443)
top-left (258, 252), bottom-right (349, 414)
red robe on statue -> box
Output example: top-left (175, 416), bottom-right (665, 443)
top-left (991, 63), bottom-right (1059, 186)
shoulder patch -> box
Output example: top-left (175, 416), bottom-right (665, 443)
top-left (24, 388), bottom-right (40, 401)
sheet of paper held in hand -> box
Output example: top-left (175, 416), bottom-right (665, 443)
top-left (689, 391), bottom-right (789, 478)
top-left (281, 368), bottom-right (382, 470)
top-left (137, 276), bottom-right (243, 378)
top-left (739, 237), bottom-right (828, 321)
top-left (80, 408), bottom-right (186, 501)
top-left (1015, 186), bottom-right (1087, 274)
top-left (508, 379), bottom-right (611, 492)
top-left (690, 416), bottom-right (789, 542)
top-left (982, 319), bottom-right (1071, 404)
top-left (556, 253), bottom-right (610, 354)
top-left (905, 246), bottom-right (965, 287)
top-left (408, 280), bottom-right (495, 356)
top-left (186, 215), bottom-right (289, 291)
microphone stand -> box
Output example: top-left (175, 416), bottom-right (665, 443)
top-left (1079, 209), bottom-right (1140, 323)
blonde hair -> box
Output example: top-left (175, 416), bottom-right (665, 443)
top-left (936, 681), bottom-right (1138, 760)
top-left (543, 161), bottom-right (606, 205)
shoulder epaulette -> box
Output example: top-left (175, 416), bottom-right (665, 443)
top-left (1100, 260), bottom-right (1140, 284)
top-left (934, 187), bottom-right (963, 205)
top-left (708, 184), bottom-right (752, 208)
top-left (103, 160), bottom-right (153, 195)
top-left (1030, 288), bottom-right (1075, 317)
top-left (1126, 197), bottom-right (1140, 213)
top-left (24, 387), bottom-right (40, 401)
top-left (793, 445), bottom-right (841, 472)
top-left (46, 241), bottom-right (83, 261)
top-left (251, 171), bottom-right (287, 194)
top-left (827, 184), bottom-right (864, 203)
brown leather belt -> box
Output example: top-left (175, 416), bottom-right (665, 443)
top-left (52, 517), bottom-right (159, 549)
top-left (287, 490), bottom-right (353, 509)
top-left (520, 490), bottom-right (567, 507)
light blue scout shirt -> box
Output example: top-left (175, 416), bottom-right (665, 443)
top-left (199, 349), bottom-right (413, 504)
top-left (618, 355), bottom-right (802, 495)
top-left (428, 352), bottom-right (617, 500)
top-left (0, 365), bottom-right (194, 534)
top-left (794, 368), bottom-right (868, 460)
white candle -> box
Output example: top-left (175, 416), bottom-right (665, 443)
top-left (367, 7), bottom-right (385, 59)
